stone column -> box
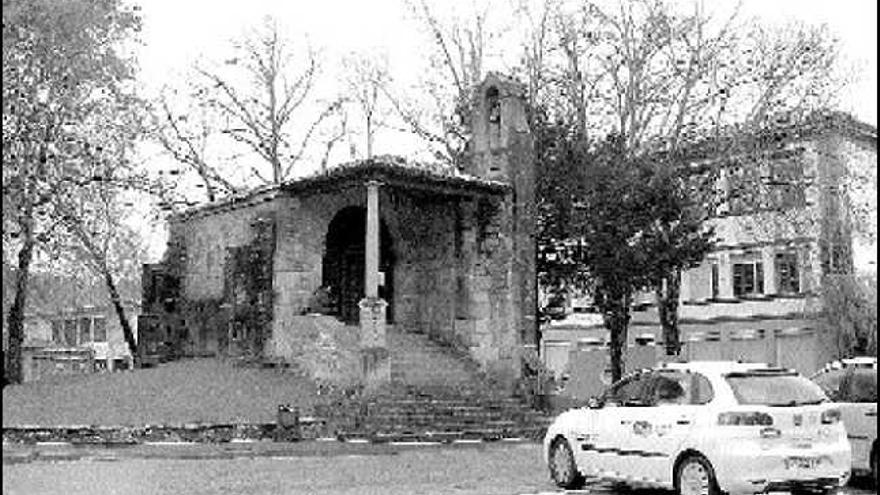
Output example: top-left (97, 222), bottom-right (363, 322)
top-left (359, 180), bottom-right (389, 388)
top-left (365, 181), bottom-right (380, 299)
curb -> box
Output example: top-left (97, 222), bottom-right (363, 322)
top-left (2, 419), bottom-right (326, 446)
top-left (3, 424), bottom-right (545, 448)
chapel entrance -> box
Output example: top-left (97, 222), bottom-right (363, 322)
top-left (322, 206), bottom-right (394, 324)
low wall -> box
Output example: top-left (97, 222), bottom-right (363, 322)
top-left (551, 326), bottom-right (823, 403)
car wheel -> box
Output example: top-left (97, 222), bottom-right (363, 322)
top-left (548, 437), bottom-right (584, 489)
top-left (675, 455), bottom-right (720, 495)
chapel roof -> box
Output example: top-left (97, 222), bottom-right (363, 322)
top-left (171, 155), bottom-right (510, 222)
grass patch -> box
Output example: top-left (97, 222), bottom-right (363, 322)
top-left (2, 359), bottom-right (322, 427)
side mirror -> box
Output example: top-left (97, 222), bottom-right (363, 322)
top-left (587, 396), bottom-right (603, 409)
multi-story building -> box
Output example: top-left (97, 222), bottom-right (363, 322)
top-left (542, 113), bottom-right (877, 380)
top-left (678, 113), bottom-right (875, 332)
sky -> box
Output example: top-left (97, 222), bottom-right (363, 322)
top-left (131, 0), bottom-right (878, 266)
top-left (135, 0), bottom-right (878, 124)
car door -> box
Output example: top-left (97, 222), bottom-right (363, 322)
top-left (838, 368), bottom-right (878, 472)
top-left (613, 371), bottom-right (701, 486)
top-left (570, 376), bottom-right (640, 478)
top-left (597, 372), bottom-right (653, 481)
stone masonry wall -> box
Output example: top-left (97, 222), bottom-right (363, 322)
top-left (269, 190), bottom-right (363, 360)
top-left (170, 201), bottom-right (275, 356)
top-left (385, 187), bottom-right (519, 384)
top-left (383, 189), bottom-right (457, 340)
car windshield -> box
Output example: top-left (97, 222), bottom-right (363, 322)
top-left (725, 372), bottom-right (828, 406)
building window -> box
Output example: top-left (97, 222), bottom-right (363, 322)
top-left (727, 164), bottom-right (764, 215)
top-left (766, 158), bottom-right (806, 209)
top-left (822, 241), bottom-right (851, 275)
top-left (63, 319), bottom-right (77, 346)
top-left (710, 263), bottom-right (719, 299)
top-left (775, 252), bottom-right (800, 294)
top-left (78, 317), bottom-right (92, 344)
top-left (92, 317), bottom-right (107, 342)
top-left (732, 262), bottom-right (764, 297)
top-left (52, 320), bottom-right (63, 344)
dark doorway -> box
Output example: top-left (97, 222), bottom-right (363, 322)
top-left (322, 206), bottom-right (394, 324)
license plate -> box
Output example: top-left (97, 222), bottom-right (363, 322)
top-left (785, 456), bottom-right (820, 469)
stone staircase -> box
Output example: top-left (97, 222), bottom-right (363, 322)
top-left (318, 327), bottom-right (553, 442)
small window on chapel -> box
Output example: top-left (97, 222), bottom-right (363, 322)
top-left (486, 87), bottom-right (500, 124)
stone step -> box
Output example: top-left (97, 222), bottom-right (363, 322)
top-left (336, 425), bottom-right (548, 443)
top-left (364, 419), bottom-right (521, 430)
top-left (365, 401), bottom-right (530, 413)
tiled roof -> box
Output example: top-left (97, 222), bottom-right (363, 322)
top-left (280, 155), bottom-right (510, 194)
top-left (173, 156), bottom-right (510, 221)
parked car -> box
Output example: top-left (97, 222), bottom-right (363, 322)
top-left (810, 357), bottom-right (877, 486)
top-left (544, 361), bottom-right (851, 495)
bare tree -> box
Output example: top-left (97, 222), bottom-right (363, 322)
top-left (159, 17), bottom-right (344, 188)
top-left (342, 53), bottom-right (391, 160)
top-left (2, 0), bottom-right (142, 384)
top-left (150, 86), bottom-right (241, 202)
top-left (386, 0), bottom-right (498, 165)
top-left (53, 182), bottom-right (144, 360)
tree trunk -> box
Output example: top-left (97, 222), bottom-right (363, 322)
top-left (101, 266), bottom-right (138, 364)
top-left (606, 293), bottom-right (631, 383)
top-left (6, 213), bottom-right (36, 385)
top-left (366, 112), bottom-right (373, 159)
top-left (657, 271), bottom-right (682, 356)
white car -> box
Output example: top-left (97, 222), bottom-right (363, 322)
top-left (544, 361), bottom-right (851, 495)
top-left (810, 358), bottom-right (878, 486)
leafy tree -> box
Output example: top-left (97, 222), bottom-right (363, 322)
top-left (3, 0), bottom-right (142, 384)
top-left (819, 274), bottom-right (878, 360)
top-left (537, 128), bottom-right (714, 380)
top-left (638, 161), bottom-right (715, 355)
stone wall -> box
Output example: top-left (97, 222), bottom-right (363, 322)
top-left (166, 201), bottom-right (276, 357)
top-left (269, 191), bottom-right (362, 360)
top-left (383, 189), bottom-right (457, 338)
top-left (385, 187), bottom-right (520, 383)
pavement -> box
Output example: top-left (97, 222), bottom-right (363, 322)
top-left (4, 441), bottom-right (876, 495)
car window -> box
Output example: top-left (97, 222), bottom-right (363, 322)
top-left (725, 371), bottom-right (827, 406)
top-left (647, 371), bottom-right (714, 405)
top-left (604, 374), bottom-right (650, 406)
top-left (692, 373), bottom-right (714, 404)
top-left (812, 369), bottom-right (846, 400)
top-left (648, 372), bottom-right (689, 406)
top-left (842, 370), bottom-right (877, 403)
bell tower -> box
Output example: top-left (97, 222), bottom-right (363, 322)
top-left (465, 73), bottom-right (539, 353)
top-left (465, 73), bottom-right (532, 182)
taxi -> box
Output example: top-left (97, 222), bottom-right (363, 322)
top-left (544, 361), bottom-right (851, 495)
top-left (810, 357), bottom-right (877, 486)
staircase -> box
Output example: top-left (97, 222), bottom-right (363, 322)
top-left (319, 327), bottom-right (553, 442)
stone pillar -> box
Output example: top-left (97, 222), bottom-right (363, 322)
top-left (360, 180), bottom-right (389, 388)
top-left (365, 180), bottom-right (381, 299)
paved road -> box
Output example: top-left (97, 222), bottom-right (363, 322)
top-left (3, 442), bottom-right (876, 495)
